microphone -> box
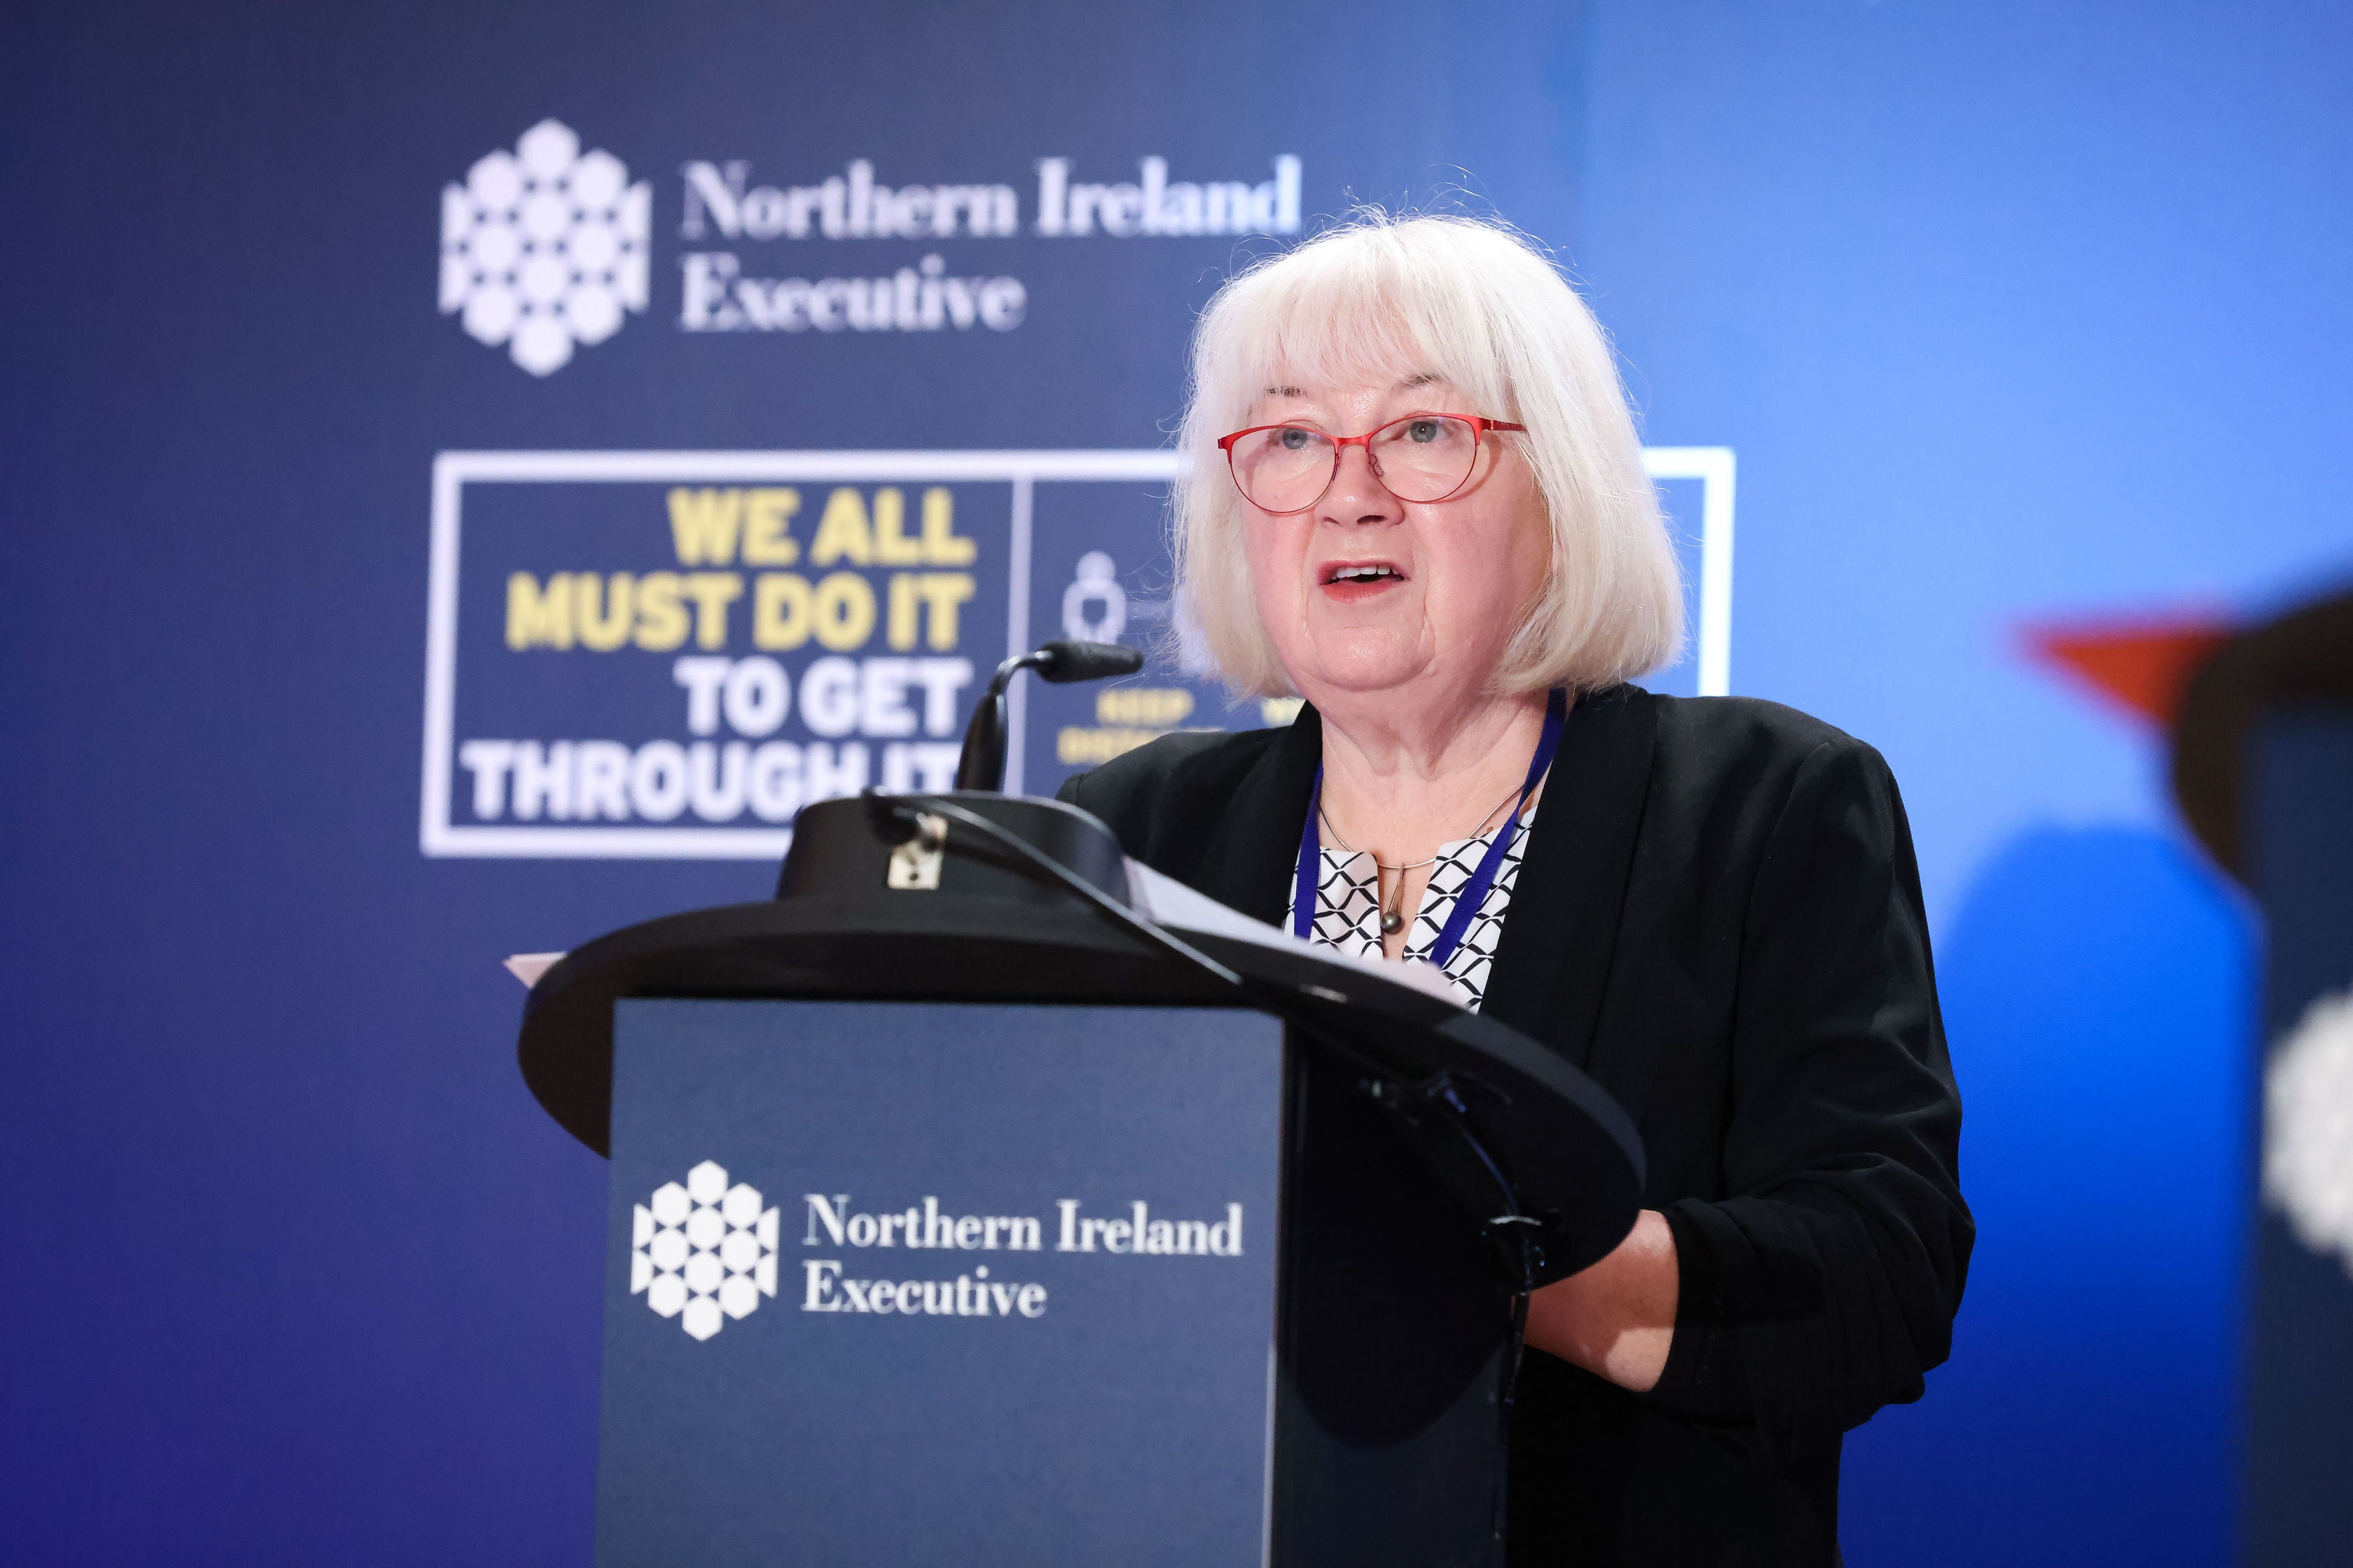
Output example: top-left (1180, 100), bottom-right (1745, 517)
top-left (954, 639), bottom-right (1146, 792)
top-left (1031, 638), bottom-right (1147, 685)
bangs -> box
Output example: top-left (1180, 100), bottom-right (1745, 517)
top-left (1201, 222), bottom-right (1514, 427)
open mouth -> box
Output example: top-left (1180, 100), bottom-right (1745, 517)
top-left (1322, 563), bottom-right (1406, 585)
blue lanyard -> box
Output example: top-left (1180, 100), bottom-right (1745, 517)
top-left (1291, 688), bottom-right (1568, 968)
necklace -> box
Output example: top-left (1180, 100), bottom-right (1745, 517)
top-left (1292, 689), bottom-right (1570, 965)
top-left (1318, 783), bottom-right (1527, 936)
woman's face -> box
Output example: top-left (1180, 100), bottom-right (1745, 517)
top-left (1238, 373), bottom-right (1550, 704)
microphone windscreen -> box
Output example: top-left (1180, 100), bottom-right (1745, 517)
top-left (1037, 639), bottom-right (1145, 684)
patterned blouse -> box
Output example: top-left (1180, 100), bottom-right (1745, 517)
top-left (1302, 804), bottom-right (1535, 1011)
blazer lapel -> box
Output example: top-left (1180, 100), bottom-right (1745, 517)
top-left (1191, 702), bottom-right (1323, 925)
top-left (1478, 685), bottom-right (1659, 1072)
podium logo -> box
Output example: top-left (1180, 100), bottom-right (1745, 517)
top-left (2267, 987), bottom-right (2353, 1280)
top-left (632, 1160), bottom-right (781, 1340)
top-left (440, 119), bottom-right (651, 376)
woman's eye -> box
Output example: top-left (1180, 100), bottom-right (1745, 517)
top-left (1277, 427), bottom-right (1313, 450)
top-left (1406, 419), bottom-right (1441, 443)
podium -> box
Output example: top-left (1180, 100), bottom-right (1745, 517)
top-left (519, 792), bottom-right (1643, 1567)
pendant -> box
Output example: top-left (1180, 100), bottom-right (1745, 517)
top-left (1380, 909), bottom-right (1404, 936)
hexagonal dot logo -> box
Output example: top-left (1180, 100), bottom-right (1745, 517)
top-left (439, 119), bottom-right (650, 376)
top-left (631, 1160), bottom-right (780, 1340)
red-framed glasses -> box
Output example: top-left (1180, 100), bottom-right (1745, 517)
top-left (1215, 413), bottom-right (1527, 515)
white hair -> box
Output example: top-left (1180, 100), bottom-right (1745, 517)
top-left (1172, 212), bottom-right (1683, 697)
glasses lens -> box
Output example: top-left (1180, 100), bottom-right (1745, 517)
top-left (1230, 425), bottom-right (1334, 512)
top-left (1369, 415), bottom-right (1483, 502)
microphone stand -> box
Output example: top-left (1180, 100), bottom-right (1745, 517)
top-left (953, 638), bottom-right (1144, 792)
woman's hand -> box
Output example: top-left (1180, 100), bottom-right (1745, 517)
top-left (1522, 1208), bottom-right (1679, 1393)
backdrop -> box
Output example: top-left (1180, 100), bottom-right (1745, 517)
top-left (5, 2), bottom-right (2352, 1563)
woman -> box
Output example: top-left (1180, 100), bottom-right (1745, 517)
top-left (1060, 215), bottom-right (1970, 1565)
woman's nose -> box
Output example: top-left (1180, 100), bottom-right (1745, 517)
top-left (1320, 442), bottom-right (1399, 525)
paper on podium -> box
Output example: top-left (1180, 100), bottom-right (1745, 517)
top-left (504, 952), bottom-right (565, 987)
top-left (501, 861), bottom-right (1464, 1008)
top-left (1125, 858), bottom-right (1466, 1007)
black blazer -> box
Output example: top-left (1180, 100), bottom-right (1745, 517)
top-left (1060, 684), bottom-right (1970, 1567)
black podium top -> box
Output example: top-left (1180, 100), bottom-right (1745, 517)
top-left (518, 794), bottom-right (1645, 1284)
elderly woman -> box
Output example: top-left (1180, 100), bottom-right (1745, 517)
top-left (1060, 216), bottom-right (1970, 1565)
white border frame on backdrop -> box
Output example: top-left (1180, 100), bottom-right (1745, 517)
top-left (419, 447), bottom-right (1734, 858)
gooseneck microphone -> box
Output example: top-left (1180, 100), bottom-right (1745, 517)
top-left (953, 639), bottom-right (1145, 792)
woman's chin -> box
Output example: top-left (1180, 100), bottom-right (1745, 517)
top-left (1285, 642), bottom-right (1438, 700)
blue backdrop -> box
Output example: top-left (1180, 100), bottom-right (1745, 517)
top-left (5, 2), bottom-right (2352, 1562)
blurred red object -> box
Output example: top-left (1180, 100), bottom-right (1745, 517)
top-left (2024, 617), bottom-right (2235, 725)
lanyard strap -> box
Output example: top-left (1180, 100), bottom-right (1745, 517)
top-left (1291, 688), bottom-right (1567, 968)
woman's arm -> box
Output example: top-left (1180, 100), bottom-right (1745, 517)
top-left (1525, 735), bottom-right (1967, 1454)
top-left (1523, 1208), bottom-right (1679, 1392)
top-left (1648, 737), bottom-right (1970, 1459)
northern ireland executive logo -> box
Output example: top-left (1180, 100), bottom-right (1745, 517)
top-left (440, 119), bottom-right (651, 376)
top-left (632, 1160), bottom-right (781, 1339)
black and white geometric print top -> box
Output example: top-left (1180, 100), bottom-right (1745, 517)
top-left (1303, 804), bottom-right (1536, 1011)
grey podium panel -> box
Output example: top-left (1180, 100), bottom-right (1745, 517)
top-left (598, 998), bottom-right (1285, 1568)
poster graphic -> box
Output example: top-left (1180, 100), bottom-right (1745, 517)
top-left (420, 448), bottom-right (1730, 858)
